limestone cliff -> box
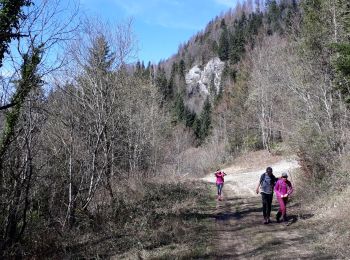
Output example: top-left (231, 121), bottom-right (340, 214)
top-left (185, 57), bottom-right (225, 114)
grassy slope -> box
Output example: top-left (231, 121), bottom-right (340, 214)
top-left (108, 180), bottom-right (217, 259)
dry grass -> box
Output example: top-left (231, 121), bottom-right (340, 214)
top-left (292, 162), bottom-right (350, 259)
top-left (309, 187), bottom-right (350, 258)
top-left (50, 179), bottom-right (215, 259)
top-left (160, 139), bottom-right (232, 177)
top-left (230, 150), bottom-right (286, 171)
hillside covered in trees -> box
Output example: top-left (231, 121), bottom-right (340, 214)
top-left (0, 0), bottom-right (349, 258)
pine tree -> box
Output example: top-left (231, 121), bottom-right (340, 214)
top-left (83, 35), bottom-right (115, 103)
top-left (174, 92), bottom-right (185, 122)
top-left (246, 12), bottom-right (263, 45)
top-left (143, 61), bottom-right (152, 80)
top-left (301, 0), bottom-right (328, 57)
top-left (167, 62), bottom-right (178, 100)
top-left (155, 67), bottom-right (168, 102)
top-left (193, 97), bottom-right (212, 142)
top-left (230, 14), bottom-right (249, 64)
top-left (218, 19), bottom-right (230, 61)
top-left (215, 82), bottom-right (224, 104)
top-left (184, 108), bottom-right (196, 127)
top-left (266, 0), bottom-right (281, 34)
top-left (209, 73), bottom-right (216, 97)
top-left (86, 34), bottom-right (115, 75)
top-left (179, 59), bottom-right (185, 78)
top-left (192, 117), bottom-right (202, 140)
top-left (178, 59), bottom-right (186, 95)
top-left (134, 60), bottom-right (142, 76)
top-left (212, 40), bottom-right (219, 54)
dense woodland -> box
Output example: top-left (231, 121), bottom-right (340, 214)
top-left (0, 0), bottom-right (349, 257)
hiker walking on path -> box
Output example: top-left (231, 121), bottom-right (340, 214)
top-left (256, 167), bottom-right (277, 224)
top-left (274, 172), bottom-right (293, 223)
top-left (215, 169), bottom-right (226, 201)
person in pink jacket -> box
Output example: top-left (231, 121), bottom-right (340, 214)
top-left (274, 172), bottom-right (293, 222)
top-left (215, 169), bottom-right (226, 201)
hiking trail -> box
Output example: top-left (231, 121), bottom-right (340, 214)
top-left (201, 155), bottom-right (328, 259)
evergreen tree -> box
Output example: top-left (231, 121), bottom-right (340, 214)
top-left (184, 108), bottom-right (196, 127)
top-left (192, 97), bottom-right (212, 142)
top-left (0, 0), bottom-right (32, 67)
top-left (266, 0), bottom-right (281, 34)
top-left (229, 27), bottom-right (245, 64)
top-left (199, 97), bottom-right (212, 140)
top-left (211, 40), bottom-right (219, 54)
top-left (218, 20), bottom-right (230, 61)
top-left (215, 82), bottom-right (224, 105)
top-left (228, 13), bottom-right (250, 64)
top-left (143, 61), bottom-right (152, 80)
top-left (178, 59), bottom-right (187, 95)
top-left (192, 117), bottom-right (202, 140)
top-left (174, 92), bottom-right (185, 122)
top-left (220, 18), bottom-right (227, 29)
top-left (209, 73), bottom-right (216, 97)
top-left (84, 35), bottom-right (115, 102)
top-left (300, 0), bottom-right (328, 57)
top-left (246, 12), bottom-right (263, 47)
top-left (335, 44), bottom-right (350, 75)
top-left (179, 59), bottom-right (185, 78)
top-left (86, 34), bottom-right (115, 74)
top-left (134, 60), bottom-right (142, 76)
top-left (167, 62), bottom-right (178, 100)
top-left (148, 62), bottom-right (155, 83)
top-left (155, 67), bottom-right (168, 102)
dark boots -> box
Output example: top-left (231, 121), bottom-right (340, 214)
top-left (276, 211), bottom-right (281, 223)
top-left (276, 211), bottom-right (288, 223)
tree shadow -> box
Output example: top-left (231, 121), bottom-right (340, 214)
top-left (185, 195), bottom-right (330, 260)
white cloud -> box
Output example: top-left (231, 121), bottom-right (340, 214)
top-left (214, 0), bottom-right (237, 7)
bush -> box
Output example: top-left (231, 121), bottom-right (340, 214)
top-left (56, 180), bottom-right (210, 258)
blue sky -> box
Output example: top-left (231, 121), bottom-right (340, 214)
top-left (79, 0), bottom-right (238, 63)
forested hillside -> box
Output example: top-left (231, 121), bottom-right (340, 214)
top-left (0, 0), bottom-right (349, 258)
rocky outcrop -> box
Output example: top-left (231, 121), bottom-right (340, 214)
top-left (185, 57), bottom-right (225, 114)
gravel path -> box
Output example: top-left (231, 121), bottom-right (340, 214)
top-left (203, 159), bottom-right (300, 196)
top-left (202, 159), bottom-right (331, 259)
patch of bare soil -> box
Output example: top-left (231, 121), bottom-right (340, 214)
top-left (201, 157), bottom-right (336, 259)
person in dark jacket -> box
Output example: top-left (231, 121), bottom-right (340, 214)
top-left (256, 167), bottom-right (277, 224)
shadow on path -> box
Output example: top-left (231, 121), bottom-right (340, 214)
top-left (189, 185), bottom-right (336, 260)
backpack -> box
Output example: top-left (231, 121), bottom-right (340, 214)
top-left (260, 173), bottom-right (277, 191)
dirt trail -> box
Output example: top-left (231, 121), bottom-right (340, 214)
top-left (202, 158), bottom-right (328, 260)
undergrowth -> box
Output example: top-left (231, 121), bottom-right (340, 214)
top-left (293, 166), bottom-right (350, 259)
top-left (32, 180), bottom-right (216, 259)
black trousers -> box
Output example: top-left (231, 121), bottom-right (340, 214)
top-left (261, 193), bottom-right (273, 218)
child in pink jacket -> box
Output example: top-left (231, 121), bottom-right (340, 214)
top-left (274, 172), bottom-right (293, 222)
top-left (215, 169), bottom-right (226, 201)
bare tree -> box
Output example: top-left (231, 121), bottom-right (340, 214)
top-left (0, 0), bottom-right (78, 253)
top-left (41, 18), bottom-right (170, 234)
